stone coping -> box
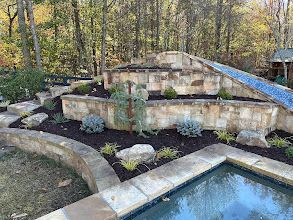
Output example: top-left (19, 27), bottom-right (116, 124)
top-left (103, 68), bottom-right (182, 73)
top-left (61, 94), bottom-right (277, 109)
top-left (0, 128), bottom-right (120, 193)
top-left (38, 143), bottom-right (292, 220)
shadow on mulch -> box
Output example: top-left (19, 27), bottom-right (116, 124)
top-left (9, 96), bottom-right (292, 182)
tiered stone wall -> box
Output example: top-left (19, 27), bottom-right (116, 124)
top-left (103, 69), bottom-right (221, 95)
top-left (62, 95), bottom-right (280, 135)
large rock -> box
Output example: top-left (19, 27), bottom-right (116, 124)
top-left (236, 130), bottom-right (269, 148)
top-left (116, 144), bottom-right (156, 163)
top-left (49, 86), bottom-right (72, 97)
top-left (21, 113), bottom-right (49, 127)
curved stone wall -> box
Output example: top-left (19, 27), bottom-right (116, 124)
top-left (62, 95), bottom-right (282, 135)
top-left (0, 128), bottom-right (120, 193)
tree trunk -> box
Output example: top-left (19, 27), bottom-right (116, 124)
top-left (7, 4), bottom-right (18, 38)
top-left (90, 0), bottom-right (98, 76)
top-left (214, 0), bottom-right (223, 61)
top-left (226, 0), bottom-right (233, 61)
top-left (17, 0), bottom-right (32, 69)
top-left (134, 0), bottom-right (141, 58)
top-left (100, 0), bottom-right (108, 74)
top-left (25, 0), bottom-right (42, 70)
top-left (155, 0), bottom-right (160, 51)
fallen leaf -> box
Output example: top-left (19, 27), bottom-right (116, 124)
top-left (58, 179), bottom-right (72, 188)
top-left (11, 213), bottom-right (28, 219)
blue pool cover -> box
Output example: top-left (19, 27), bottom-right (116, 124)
top-left (206, 62), bottom-right (293, 110)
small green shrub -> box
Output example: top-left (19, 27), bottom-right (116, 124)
top-left (217, 88), bottom-right (233, 100)
top-left (77, 84), bottom-right (92, 94)
top-left (267, 135), bottom-right (292, 148)
top-left (163, 87), bottom-right (177, 99)
top-left (176, 119), bottom-right (202, 137)
top-left (100, 143), bottom-right (119, 155)
top-left (214, 130), bottom-right (236, 144)
top-left (157, 147), bottom-right (180, 159)
top-left (119, 160), bottom-right (140, 171)
top-left (80, 115), bottom-right (104, 134)
top-left (43, 100), bottom-right (57, 111)
top-left (108, 83), bottom-right (124, 95)
top-left (52, 113), bottom-right (69, 124)
top-left (0, 69), bottom-right (44, 103)
top-left (20, 111), bottom-right (33, 118)
top-left (285, 147), bottom-right (293, 159)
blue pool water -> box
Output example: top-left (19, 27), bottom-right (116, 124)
top-left (132, 165), bottom-right (293, 220)
top-left (207, 62), bottom-right (293, 110)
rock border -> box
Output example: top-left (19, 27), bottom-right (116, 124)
top-left (0, 128), bottom-right (120, 193)
top-left (37, 143), bottom-right (292, 220)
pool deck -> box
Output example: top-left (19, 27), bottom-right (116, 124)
top-left (38, 143), bottom-right (293, 220)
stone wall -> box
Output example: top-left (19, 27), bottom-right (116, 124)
top-left (62, 95), bottom-right (281, 134)
top-left (0, 128), bottom-right (120, 193)
top-left (276, 108), bottom-right (293, 133)
top-left (103, 69), bottom-right (222, 95)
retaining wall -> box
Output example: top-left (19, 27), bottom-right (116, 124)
top-left (62, 95), bottom-right (281, 135)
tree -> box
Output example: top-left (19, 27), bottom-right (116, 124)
top-left (25, 0), bottom-right (42, 70)
top-left (16, 0), bottom-right (32, 69)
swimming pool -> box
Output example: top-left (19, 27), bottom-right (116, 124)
top-left (131, 164), bottom-right (293, 220)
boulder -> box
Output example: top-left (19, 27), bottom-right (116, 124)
top-left (21, 113), bottom-right (49, 127)
top-left (236, 130), bottom-right (269, 148)
top-left (116, 144), bottom-right (156, 163)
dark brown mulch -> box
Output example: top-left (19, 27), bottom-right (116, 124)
top-left (0, 107), bottom-right (6, 113)
top-left (71, 83), bottom-right (265, 102)
top-left (9, 96), bottom-right (292, 182)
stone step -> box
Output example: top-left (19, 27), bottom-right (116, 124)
top-left (36, 92), bottom-right (54, 105)
top-left (49, 86), bottom-right (71, 98)
top-left (0, 111), bottom-right (20, 128)
top-left (7, 101), bottom-right (41, 115)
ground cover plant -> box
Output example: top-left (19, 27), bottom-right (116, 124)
top-left (9, 97), bottom-right (293, 182)
top-left (163, 87), bottom-right (178, 99)
top-left (176, 119), bottom-right (202, 137)
top-left (267, 134), bottom-right (292, 148)
top-left (0, 149), bottom-right (90, 219)
top-left (80, 115), bottom-right (105, 134)
top-left (217, 88), bottom-right (233, 100)
top-left (214, 130), bottom-right (236, 144)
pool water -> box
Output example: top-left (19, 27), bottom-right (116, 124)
top-left (132, 164), bottom-right (293, 220)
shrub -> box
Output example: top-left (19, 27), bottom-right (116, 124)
top-left (20, 111), bottom-right (33, 118)
top-left (43, 100), bottom-right (57, 111)
top-left (157, 147), bottom-right (180, 159)
top-left (285, 147), bottom-right (293, 159)
top-left (217, 88), bottom-right (233, 100)
top-left (51, 113), bottom-right (69, 124)
top-left (176, 119), bottom-right (202, 137)
top-left (0, 69), bottom-right (44, 103)
top-left (80, 115), bottom-right (104, 134)
top-left (214, 130), bottom-right (235, 144)
top-left (0, 100), bottom-right (10, 107)
top-left (100, 143), bottom-right (119, 155)
top-left (119, 160), bottom-right (140, 171)
top-left (164, 87), bottom-right (177, 99)
top-left (267, 135), bottom-right (292, 148)
top-left (109, 83), bottom-right (124, 95)
top-left (77, 84), bottom-right (92, 94)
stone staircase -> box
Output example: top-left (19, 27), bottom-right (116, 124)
top-left (0, 85), bottom-right (71, 128)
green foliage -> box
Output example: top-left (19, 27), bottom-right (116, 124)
top-left (176, 119), bottom-right (202, 138)
top-left (157, 147), bottom-right (180, 159)
top-left (267, 135), bottom-right (292, 148)
top-left (43, 100), bottom-right (57, 111)
top-left (111, 81), bottom-right (157, 137)
top-left (214, 130), bottom-right (236, 144)
top-left (108, 83), bottom-right (124, 95)
top-left (0, 69), bottom-right (44, 103)
top-left (20, 111), bottom-right (33, 118)
top-left (80, 115), bottom-right (105, 134)
top-left (100, 143), bottom-right (119, 155)
top-left (51, 113), bottom-right (69, 124)
top-left (217, 88), bottom-right (233, 100)
top-left (285, 147), bottom-right (293, 159)
top-left (118, 160), bottom-right (140, 171)
top-left (77, 84), bottom-right (92, 94)
top-left (163, 87), bottom-right (177, 99)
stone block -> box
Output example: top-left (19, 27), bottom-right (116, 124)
top-left (98, 182), bottom-right (148, 217)
top-left (50, 86), bottom-right (71, 97)
top-left (0, 112), bottom-right (20, 128)
top-left (8, 101), bottom-right (41, 115)
top-left (21, 113), bottom-right (49, 127)
top-left (36, 209), bottom-right (67, 220)
top-left (192, 148), bottom-right (226, 167)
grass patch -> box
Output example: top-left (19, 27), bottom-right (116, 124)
top-left (214, 130), bottom-right (236, 144)
top-left (267, 134), bottom-right (292, 148)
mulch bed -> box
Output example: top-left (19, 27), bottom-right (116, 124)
top-left (0, 107), bottom-right (6, 113)
top-left (9, 97), bottom-right (292, 182)
top-left (71, 83), bottom-right (265, 102)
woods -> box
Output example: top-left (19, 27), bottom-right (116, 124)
top-left (0, 0), bottom-right (292, 77)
